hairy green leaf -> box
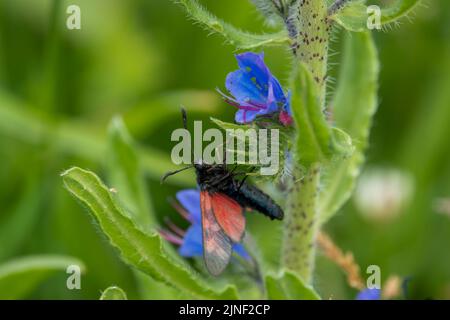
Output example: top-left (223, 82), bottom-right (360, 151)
top-left (100, 286), bottom-right (128, 300)
top-left (62, 167), bottom-right (237, 299)
top-left (331, 0), bottom-right (421, 32)
top-left (319, 32), bottom-right (379, 223)
top-left (265, 270), bottom-right (320, 300)
top-left (175, 0), bottom-right (289, 49)
top-left (292, 63), bottom-right (332, 167)
top-left (108, 117), bottom-right (183, 298)
top-left (210, 117), bottom-right (248, 130)
top-left (107, 116), bottom-right (155, 231)
top-left (0, 255), bottom-right (84, 299)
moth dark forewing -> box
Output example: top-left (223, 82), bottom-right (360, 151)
top-left (223, 181), bottom-right (284, 220)
top-left (195, 164), bottom-right (284, 221)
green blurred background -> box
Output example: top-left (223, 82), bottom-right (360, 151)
top-left (0, 0), bottom-right (449, 299)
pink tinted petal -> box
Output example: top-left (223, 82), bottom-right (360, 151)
top-left (159, 229), bottom-right (183, 246)
top-left (279, 110), bottom-right (293, 126)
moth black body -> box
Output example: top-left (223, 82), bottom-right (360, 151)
top-left (161, 108), bottom-right (284, 221)
top-left (195, 163), bottom-right (284, 220)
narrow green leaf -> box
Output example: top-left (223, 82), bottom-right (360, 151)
top-left (100, 286), bottom-right (128, 300)
top-left (292, 63), bottom-right (332, 167)
top-left (331, 1), bottom-right (367, 32)
top-left (135, 271), bottom-right (187, 299)
top-left (0, 176), bottom-right (41, 261)
top-left (107, 116), bottom-right (155, 231)
top-left (0, 255), bottom-right (85, 299)
top-left (380, 0), bottom-right (422, 25)
top-left (210, 117), bottom-right (252, 131)
top-left (108, 118), bottom-right (182, 298)
top-left (62, 167), bottom-right (238, 299)
top-left (265, 271), bottom-right (320, 300)
top-left (175, 0), bottom-right (289, 49)
top-left (0, 90), bottom-right (192, 186)
top-left (319, 32), bottom-right (379, 223)
top-left (331, 0), bottom-right (421, 32)
top-left (124, 90), bottom-right (221, 138)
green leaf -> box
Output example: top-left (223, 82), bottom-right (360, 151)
top-left (379, 0), bottom-right (422, 25)
top-left (107, 116), bottom-right (155, 231)
top-left (331, 0), bottom-right (422, 32)
top-left (62, 167), bottom-right (238, 299)
top-left (331, 1), bottom-right (367, 32)
top-left (0, 90), bottom-right (192, 187)
top-left (331, 127), bottom-right (354, 159)
top-left (210, 117), bottom-right (252, 132)
top-left (100, 286), bottom-right (128, 300)
top-left (292, 63), bottom-right (332, 167)
top-left (0, 255), bottom-right (85, 299)
top-left (319, 32), bottom-right (379, 223)
top-left (0, 176), bottom-right (41, 261)
top-left (175, 0), bottom-right (289, 49)
top-left (265, 271), bottom-right (320, 300)
top-left (134, 271), bottom-right (187, 299)
top-left (108, 118), bottom-right (183, 298)
top-left (124, 90), bottom-right (221, 138)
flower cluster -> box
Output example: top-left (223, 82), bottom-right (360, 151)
top-left (220, 52), bottom-right (293, 126)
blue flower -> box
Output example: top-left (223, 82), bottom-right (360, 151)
top-left (220, 52), bottom-right (292, 126)
top-left (160, 189), bottom-right (250, 261)
top-left (356, 288), bottom-right (381, 300)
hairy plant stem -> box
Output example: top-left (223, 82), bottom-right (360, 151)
top-left (295, 0), bottom-right (330, 104)
top-left (282, 163), bottom-right (321, 282)
top-left (282, 0), bottom-right (330, 283)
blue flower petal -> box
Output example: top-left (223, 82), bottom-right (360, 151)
top-left (176, 189), bottom-right (201, 224)
top-left (232, 243), bottom-right (251, 261)
top-left (235, 108), bottom-right (260, 124)
top-left (226, 69), bottom-right (267, 106)
top-left (269, 76), bottom-right (286, 105)
top-left (178, 224), bottom-right (203, 257)
top-left (266, 81), bottom-right (280, 114)
top-left (235, 52), bottom-right (270, 87)
top-left (356, 288), bottom-right (381, 300)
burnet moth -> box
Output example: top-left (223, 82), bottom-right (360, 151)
top-left (162, 109), bottom-right (284, 275)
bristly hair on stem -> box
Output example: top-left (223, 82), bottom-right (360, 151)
top-left (328, 0), bottom-right (352, 16)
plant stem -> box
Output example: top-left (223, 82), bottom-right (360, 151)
top-left (282, 0), bottom-right (330, 283)
top-left (294, 0), bottom-right (330, 105)
top-left (282, 163), bottom-right (321, 282)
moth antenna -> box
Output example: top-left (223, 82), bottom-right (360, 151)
top-left (160, 165), bottom-right (193, 184)
top-left (180, 106), bottom-right (198, 164)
